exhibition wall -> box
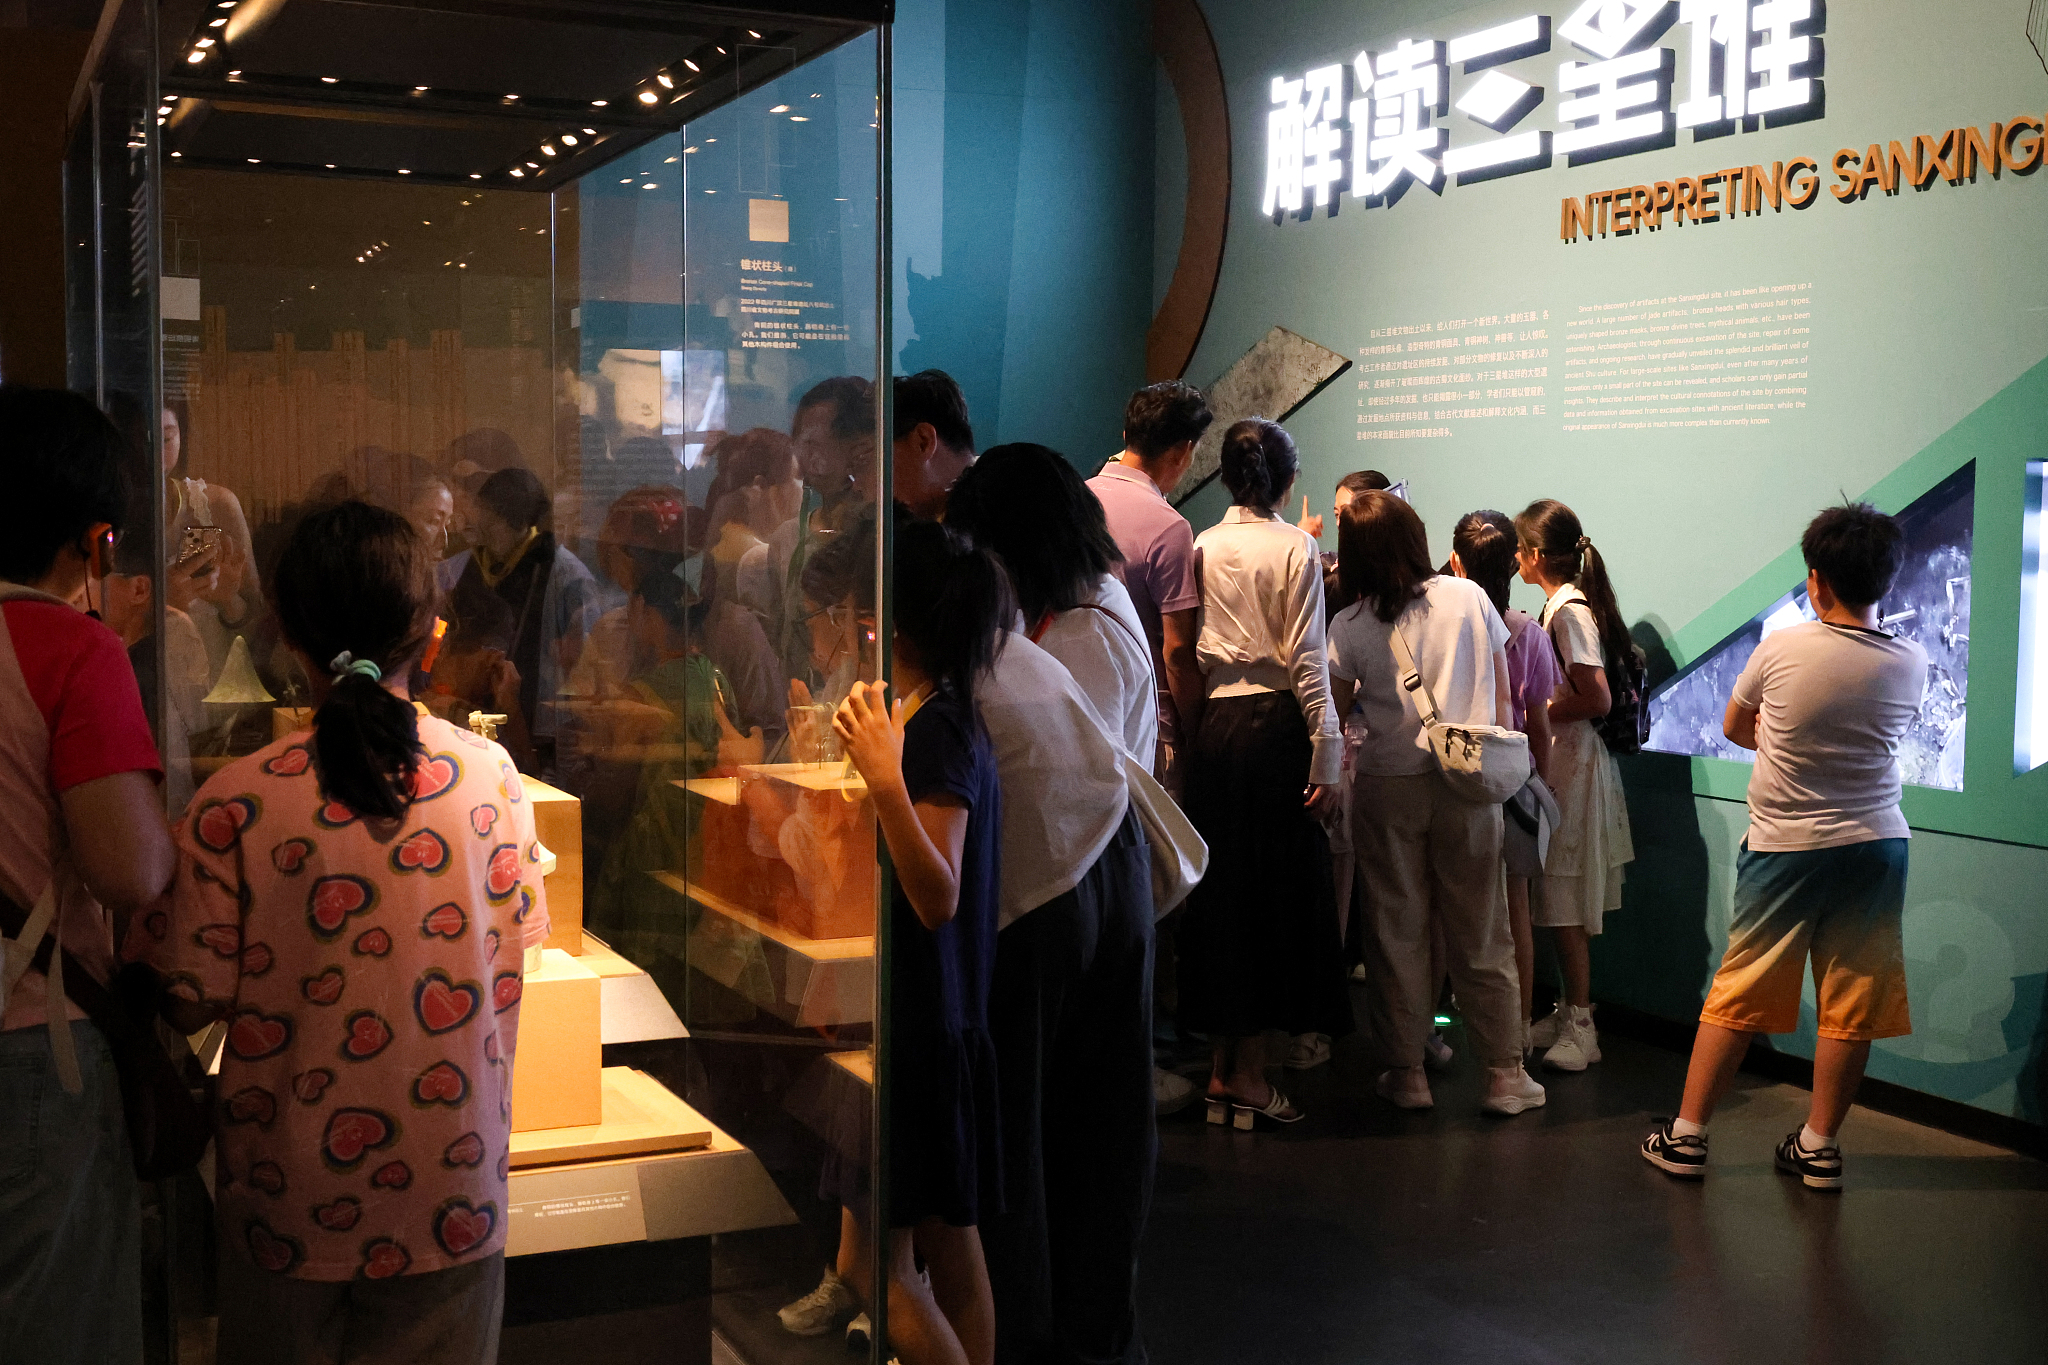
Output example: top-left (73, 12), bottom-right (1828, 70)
top-left (1171, 0), bottom-right (2048, 1123)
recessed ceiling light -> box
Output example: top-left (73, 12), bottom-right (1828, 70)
top-left (769, 104), bottom-right (789, 113)
top-left (582, 127), bottom-right (597, 135)
top-left (591, 100), bottom-right (607, 107)
top-left (638, 90), bottom-right (659, 104)
top-left (209, 16), bottom-right (226, 25)
top-left (325, 163), bottom-right (336, 168)
top-left (469, 173), bottom-right (481, 179)
top-left (321, 76), bottom-right (338, 83)
top-left (642, 182), bottom-right (657, 189)
top-left (560, 134), bottom-right (578, 146)
top-left (810, 92), bottom-right (821, 98)
top-left (790, 116), bottom-right (808, 122)
top-left (541, 145), bottom-right (557, 157)
top-left (171, 151), bottom-right (182, 157)
top-left (186, 51), bottom-right (206, 63)
top-left (510, 168), bottom-right (525, 177)
top-left (195, 36), bottom-right (214, 46)
top-left (247, 157), bottom-right (260, 163)
top-left (747, 29), bottom-right (760, 38)
top-left (684, 145), bottom-right (697, 153)
top-left (620, 178), bottom-right (632, 184)
top-left (716, 47), bottom-right (726, 55)
top-left (665, 156), bottom-right (677, 163)
top-left (657, 72), bottom-right (674, 89)
top-left (397, 168), bottom-right (410, 174)
top-left (683, 60), bottom-right (699, 72)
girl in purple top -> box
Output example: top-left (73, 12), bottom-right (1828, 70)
top-left (1450, 511), bottom-right (1558, 1052)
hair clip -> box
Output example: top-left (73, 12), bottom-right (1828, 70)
top-left (329, 651), bottom-right (383, 683)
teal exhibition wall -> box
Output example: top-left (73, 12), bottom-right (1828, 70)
top-left (893, 0), bottom-right (1155, 458)
top-left (1174, 0), bottom-right (2048, 1122)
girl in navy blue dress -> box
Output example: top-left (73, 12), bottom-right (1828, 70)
top-left (834, 520), bottom-right (1009, 1365)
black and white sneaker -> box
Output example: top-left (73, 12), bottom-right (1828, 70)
top-left (1641, 1119), bottom-right (1708, 1179)
top-left (1775, 1129), bottom-right (1844, 1190)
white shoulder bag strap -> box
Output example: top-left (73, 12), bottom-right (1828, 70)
top-left (1387, 622), bottom-right (1441, 730)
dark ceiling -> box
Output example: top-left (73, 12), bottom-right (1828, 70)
top-left (154, 0), bottom-right (886, 190)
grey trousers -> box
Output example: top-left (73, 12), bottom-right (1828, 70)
top-left (0, 1020), bottom-right (142, 1365)
top-left (216, 1245), bottom-right (505, 1365)
top-left (1353, 770), bottom-right (1523, 1069)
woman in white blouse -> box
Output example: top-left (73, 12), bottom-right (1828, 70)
top-left (1325, 492), bottom-right (1545, 1117)
top-left (1179, 419), bottom-right (1353, 1127)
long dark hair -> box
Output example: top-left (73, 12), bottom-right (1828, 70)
top-left (1217, 418), bottom-right (1297, 512)
top-left (943, 443), bottom-right (1118, 625)
top-left (272, 501), bottom-right (436, 820)
top-left (1338, 490), bottom-right (1435, 623)
top-left (1515, 499), bottom-right (1637, 667)
top-left (1452, 510), bottom-right (1518, 615)
top-left (894, 520), bottom-right (1013, 701)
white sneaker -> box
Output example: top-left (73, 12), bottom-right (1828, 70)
top-left (1528, 1004), bottom-right (1567, 1050)
top-left (1481, 1064), bottom-right (1547, 1115)
top-left (846, 1312), bottom-right (872, 1352)
top-left (1154, 1065), bottom-right (1198, 1114)
top-left (1542, 1007), bottom-right (1601, 1072)
top-left (1422, 1030), bottom-right (1454, 1072)
top-left (1375, 1066), bottom-right (1434, 1110)
top-left (1285, 1034), bottom-right (1332, 1069)
top-left (778, 1269), bottom-right (859, 1336)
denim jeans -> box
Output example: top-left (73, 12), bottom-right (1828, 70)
top-left (0, 1020), bottom-right (142, 1365)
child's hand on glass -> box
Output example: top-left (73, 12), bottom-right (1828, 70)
top-left (832, 681), bottom-right (904, 793)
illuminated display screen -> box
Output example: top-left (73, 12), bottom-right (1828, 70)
top-left (2019, 460), bottom-right (2048, 774)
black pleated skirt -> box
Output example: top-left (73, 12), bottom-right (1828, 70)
top-left (1177, 692), bottom-right (1355, 1040)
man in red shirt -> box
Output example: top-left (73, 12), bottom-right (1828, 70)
top-left (0, 385), bottom-right (175, 1365)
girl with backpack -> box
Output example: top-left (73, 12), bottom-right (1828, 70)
top-left (1514, 500), bottom-right (1639, 1073)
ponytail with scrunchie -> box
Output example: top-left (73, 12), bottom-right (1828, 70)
top-left (273, 501), bottom-right (437, 820)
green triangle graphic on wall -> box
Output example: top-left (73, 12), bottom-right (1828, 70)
top-left (1630, 350), bottom-right (2048, 851)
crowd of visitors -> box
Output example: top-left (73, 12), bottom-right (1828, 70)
top-left (0, 366), bottom-right (1928, 1365)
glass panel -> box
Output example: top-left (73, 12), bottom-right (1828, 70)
top-left (104, 7), bottom-right (887, 1360)
top-left (2018, 460), bottom-right (2048, 774)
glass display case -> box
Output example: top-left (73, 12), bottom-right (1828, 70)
top-left (66, 3), bottom-right (893, 1361)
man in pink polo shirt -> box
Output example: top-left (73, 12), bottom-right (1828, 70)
top-left (1086, 382), bottom-right (1213, 787)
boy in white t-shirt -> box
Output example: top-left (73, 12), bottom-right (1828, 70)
top-left (1643, 503), bottom-right (1927, 1190)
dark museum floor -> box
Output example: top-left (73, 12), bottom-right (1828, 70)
top-left (1138, 1025), bottom-right (2048, 1365)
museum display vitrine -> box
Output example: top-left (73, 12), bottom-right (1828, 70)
top-left (66, 2), bottom-right (893, 1361)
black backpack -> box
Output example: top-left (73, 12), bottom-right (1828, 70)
top-left (1546, 605), bottom-right (1649, 757)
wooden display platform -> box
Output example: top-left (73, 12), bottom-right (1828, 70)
top-left (649, 871), bottom-right (874, 1027)
top-left (511, 1067), bottom-right (714, 1169)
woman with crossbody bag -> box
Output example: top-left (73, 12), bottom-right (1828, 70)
top-left (0, 386), bottom-right (178, 1365)
top-left (1327, 491), bottom-right (1546, 1117)
top-left (1515, 499), bottom-right (1639, 1074)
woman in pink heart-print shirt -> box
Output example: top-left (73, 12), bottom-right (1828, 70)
top-left (139, 502), bottom-right (548, 1365)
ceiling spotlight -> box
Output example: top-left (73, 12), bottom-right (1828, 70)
top-left (170, 151), bottom-right (182, 157)
top-left (716, 47), bottom-right (726, 56)
top-left (186, 50), bottom-right (206, 63)
top-left (397, 168), bottom-right (410, 174)
top-left (217, 2), bottom-right (235, 8)
top-left (656, 72), bottom-right (674, 89)
top-left (325, 163), bottom-right (335, 168)
top-left (320, 76), bottom-right (338, 83)
top-left (158, 105), bottom-right (172, 115)
top-left (748, 29), bottom-right (761, 38)
top-left (195, 36), bottom-right (214, 46)
top-left (228, 69), bottom-right (241, 76)
top-left (638, 90), bottom-right (659, 104)
top-left (769, 104), bottom-right (788, 113)
top-left (582, 127), bottom-right (597, 135)
top-left (510, 167), bottom-right (525, 177)
top-left (810, 92), bottom-right (821, 98)
top-left (642, 182), bottom-right (657, 189)
top-left (414, 86), bottom-right (429, 94)
top-left (469, 173), bottom-right (481, 179)
top-left (664, 155), bottom-right (677, 163)
top-left (790, 115), bottom-right (809, 121)
top-left (247, 157), bottom-right (260, 163)
top-left (591, 99), bottom-right (607, 107)
top-left (357, 255), bottom-right (365, 262)
top-left (209, 16), bottom-right (226, 25)
top-left (458, 262), bottom-right (466, 268)
top-left (684, 145), bottom-right (697, 153)
top-left (620, 177), bottom-right (632, 183)
top-left (683, 59), bottom-right (699, 72)
top-left (503, 94), bottom-right (519, 102)
top-left (526, 161), bottom-right (538, 168)
top-left (541, 144), bottom-right (557, 157)
top-left (560, 133), bottom-right (578, 146)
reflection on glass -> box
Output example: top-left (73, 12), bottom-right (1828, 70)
top-left (2019, 460), bottom-right (2048, 774)
top-left (100, 12), bottom-right (888, 1361)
